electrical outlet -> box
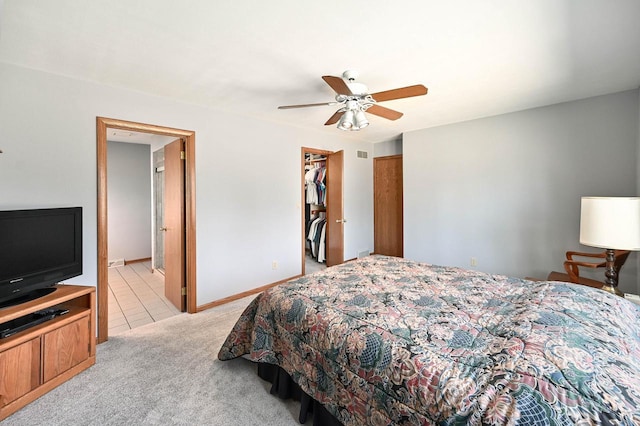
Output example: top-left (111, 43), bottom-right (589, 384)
top-left (272, 261), bottom-right (278, 270)
top-left (470, 257), bottom-right (477, 267)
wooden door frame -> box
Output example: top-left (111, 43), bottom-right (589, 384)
top-left (96, 117), bottom-right (197, 343)
top-left (301, 147), bottom-right (334, 275)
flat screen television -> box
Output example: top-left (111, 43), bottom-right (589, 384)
top-left (0, 207), bottom-right (82, 308)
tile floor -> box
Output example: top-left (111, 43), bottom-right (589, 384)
top-left (108, 261), bottom-right (181, 335)
top-left (109, 255), bottom-right (325, 336)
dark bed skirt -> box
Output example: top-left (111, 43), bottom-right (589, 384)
top-left (257, 363), bottom-right (344, 426)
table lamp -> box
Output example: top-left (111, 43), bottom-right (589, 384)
top-left (580, 197), bottom-right (640, 297)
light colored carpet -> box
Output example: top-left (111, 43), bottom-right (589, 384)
top-left (2, 296), bottom-right (301, 425)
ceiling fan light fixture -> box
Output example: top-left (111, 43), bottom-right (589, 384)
top-left (353, 110), bottom-right (369, 130)
top-left (337, 109), bottom-right (355, 130)
top-left (278, 71), bottom-right (428, 131)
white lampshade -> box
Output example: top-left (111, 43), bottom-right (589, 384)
top-left (580, 197), bottom-right (640, 251)
top-left (353, 110), bottom-right (369, 130)
top-left (337, 109), bottom-right (354, 130)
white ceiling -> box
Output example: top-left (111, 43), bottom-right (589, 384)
top-left (1, 0), bottom-right (639, 143)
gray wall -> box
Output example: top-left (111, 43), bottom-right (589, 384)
top-left (373, 136), bottom-right (402, 157)
top-left (107, 141), bottom-right (152, 263)
top-left (0, 62), bottom-right (374, 306)
top-left (404, 90), bottom-right (639, 294)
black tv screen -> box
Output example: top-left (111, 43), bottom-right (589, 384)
top-left (0, 207), bottom-right (82, 307)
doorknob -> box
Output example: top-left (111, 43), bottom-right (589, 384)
top-left (160, 227), bottom-right (168, 231)
top-left (336, 219), bottom-right (347, 223)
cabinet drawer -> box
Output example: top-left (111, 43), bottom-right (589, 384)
top-left (0, 338), bottom-right (40, 407)
top-left (43, 316), bottom-right (90, 383)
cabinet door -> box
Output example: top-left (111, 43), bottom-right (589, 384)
top-left (0, 338), bottom-right (40, 407)
top-left (43, 316), bottom-right (90, 383)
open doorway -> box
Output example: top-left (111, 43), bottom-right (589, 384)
top-left (104, 134), bottom-right (181, 335)
top-left (96, 117), bottom-right (197, 344)
top-left (301, 147), bottom-right (345, 275)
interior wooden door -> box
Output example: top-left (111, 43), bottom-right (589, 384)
top-left (374, 155), bottom-right (403, 257)
top-left (163, 138), bottom-right (186, 311)
top-left (325, 150), bottom-right (344, 267)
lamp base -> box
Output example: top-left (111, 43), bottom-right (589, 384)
top-left (599, 248), bottom-right (625, 297)
top-left (600, 284), bottom-right (625, 297)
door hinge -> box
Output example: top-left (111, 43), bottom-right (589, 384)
top-left (181, 287), bottom-right (187, 296)
top-left (180, 151), bottom-right (185, 160)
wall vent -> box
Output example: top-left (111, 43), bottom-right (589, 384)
top-left (108, 258), bottom-right (125, 268)
top-left (356, 150), bottom-right (368, 159)
top-left (357, 250), bottom-right (370, 258)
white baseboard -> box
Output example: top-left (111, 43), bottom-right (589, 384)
top-left (625, 293), bottom-right (640, 305)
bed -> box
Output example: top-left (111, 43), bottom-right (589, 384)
top-left (218, 255), bottom-right (640, 425)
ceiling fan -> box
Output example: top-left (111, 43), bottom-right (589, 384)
top-left (278, 70), bottom-right (428, 131)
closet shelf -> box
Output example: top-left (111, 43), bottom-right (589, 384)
top-left (306, 157), bottom-right (326, 164)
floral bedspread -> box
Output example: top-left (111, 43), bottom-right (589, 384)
top-left (218, 255), bottom-right (640, 425)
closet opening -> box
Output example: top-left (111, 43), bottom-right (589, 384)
top-left (304, 151), bottom-right (328, 275)
top-left (301, 147), bottom-right (345, 275)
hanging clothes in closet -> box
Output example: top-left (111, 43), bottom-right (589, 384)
top-left (307, 214), bottom-right (327, 263)
top-left (305, 162), bottom-right (326, 206)
top-left (305, 154), bottom-right (327, 263)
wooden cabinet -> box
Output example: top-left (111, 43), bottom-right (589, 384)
top-left (0, 285), bottom-right (95, 421)
top-left (43, 315), bottom-right (91, 382)
top-left (0, 339), bottom-right (40, 407)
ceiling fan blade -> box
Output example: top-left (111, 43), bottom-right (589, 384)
top-left (370, 84), bottom-right (428, 102)
top-left (278, 102), bottom-right (337, 109)
top-left (324, 110), bottom-right (345, 125)
top-left (322, 75), bottom-right (353, 96)
top-left (366, 104), bottom-right (404, 120)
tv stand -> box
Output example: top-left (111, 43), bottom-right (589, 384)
top-left (0, 284), bottom-right (95, 421)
